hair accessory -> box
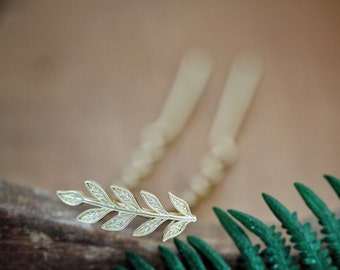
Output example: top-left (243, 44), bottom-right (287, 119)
top-left (57, 181), bottom-right (196, 241)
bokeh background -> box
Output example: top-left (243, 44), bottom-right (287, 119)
top-left (0, 0), bottom-right (339, 224)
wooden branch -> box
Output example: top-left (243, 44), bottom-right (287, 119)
top-left (0, 180), bottom-right (238, 269)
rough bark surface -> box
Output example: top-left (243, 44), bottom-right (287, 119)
top-left (0, 179), bottom-right (238, 269)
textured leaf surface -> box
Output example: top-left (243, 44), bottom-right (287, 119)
top-left (85, 180), bottom-right (113, 205)
top-left (58, 181), bottom-right (196, 241)
top-left (57, 190), bottom-right (84, 206)
top-left (324, 175), bottom-right (340, 198)
top-left (213, 207), bottom-right (265, 270)
top-left (263, 193), bottom-right (333, 269)
top-left (188, 235), bottom-right (231, 270)
top-left (159, 245), bottom-right (185, 270)
top-left (133, 218), bottom-right (165, 237)
top-left (77, 208), bottom-right (111, 223)
top-left (125, 251), bottom-right (155, 270)
top-left (111, 185), bottom-right (141, 210)
top-left (169, 192), bottom-right (192, 216)
top-left (228, 209), bottom-right (297, 270)
top-left (101, 212), bottom-right (136, 231)
top-left (140, 191), bottom-right (168, 214)
top-left (174, 238), bottom-right (206, 270)
top-left (163, 221), bottom-right (188, 242)
top-left (295, 182), bottom-right (340, 266)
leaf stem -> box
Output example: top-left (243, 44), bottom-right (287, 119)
top-left (82, 197), bottom-right (196, 222)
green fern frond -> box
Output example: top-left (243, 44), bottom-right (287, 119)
top-left (324, 175), bottom-right (340, 198)
top-left (228, 209), bottom-right (298, 270)
top-left (117, 175), bottom-right (339, 269)
top-left (114, 266), bottom-right (128, 270)
top-left (159, 245), bottom-right (186, 270)
top-left (174, 238), bottom-right (206, 270)
top-left (187, 235), bottom-right (231, 270)
top-left (125, 250), bottom-right (155, 270)
top-left (262, 193), bottom-right (334, 269)
top-left (213, 207), bottom-right (266, 270)
top-left (294, 182), bottom-right (340, 266)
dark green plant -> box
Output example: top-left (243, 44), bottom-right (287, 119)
top-left (227, 209), bottom-right (298, 269)
top-left (124, 250), bottom-right (155, 270)
top-left (187, 235), bottom-right (230, 270)
top-left (324, 174), bottom-right (340, 198)
top-left (116, 175), bottom-right (340, 269)
top-left (158, 245), bottom-right (186, 270)
top-left (262, 194), bottom-right (333, 269)
top-left (213, 207), bottom-right (265, 270)
top-left (294, 182), bottom-right (340, 266)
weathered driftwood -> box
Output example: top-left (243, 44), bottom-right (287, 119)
top-left (0, 179), bottom-right (238, 269)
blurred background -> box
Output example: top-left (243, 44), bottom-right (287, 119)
top-left (0, 0), bottom-right (339, 224)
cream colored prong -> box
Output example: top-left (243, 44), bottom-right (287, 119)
top-left (210, 52), bottom-right (264, 145)
top-left (184, 52), bottom-right (264, 205)
top-left (121, 49), bottom-right (213, 189)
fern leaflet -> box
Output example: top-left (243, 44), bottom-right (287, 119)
top-left (213, 207), bottom-right (266, 270)
top-left (262, 193), bottom-right (335, 269)
top-left (295, 182), bottom-right (340, 267)
top-left (228, 209), bottom-right (298, 270)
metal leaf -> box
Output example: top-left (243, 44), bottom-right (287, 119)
top-left (110, 185), bottom-right (141, 210)
top-left (168, 192), bottom-right (192, 216)
top-left (85, 180), bottom-right (114, 205)
top-left (133, 218), bottom-right (165, 237)
top-left (57, 181), bottom-right (197, 241)
top-left (77, 208), bottom-right (111, 223)
top-left (101, 212), bottom-right (136, 231)
top-left (163, 220), bottom-right (189, 242)
top-left (57, 190), bottom-right (84, 206)
top-left (140, 191), bottom-right (168, 214)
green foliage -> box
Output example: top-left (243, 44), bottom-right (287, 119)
top-left (187, 235), bottom-right (230, 270)
top-left (173, 237), bottom-right (206, 270)
top-left (262, 193), bottom-right (333, 269)
top-left (228, 209), bottom-right (298, 269)
top-left (125, 251), bottom-right (155, 270)
top-left (159, 245), bottom-right (185, 270)
top-left (214, 207), bottom-right (265, 270)
top-left (115, 175), bottom-right (339, 269)
top-left (294, 182), bottom-right (340, 266)
top-left (114, 267), bottom-right (128, 270)
top-left (324, 174), bottom-right (340, 198)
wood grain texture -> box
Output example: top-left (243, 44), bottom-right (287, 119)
top-left (0, 179), bottom-right (238, 269)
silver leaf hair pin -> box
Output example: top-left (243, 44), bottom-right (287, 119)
top-left (57, 181), bottom-right (197, 241)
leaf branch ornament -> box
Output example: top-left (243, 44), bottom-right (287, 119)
top-left (57, 181), bottom-right (197, 241)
